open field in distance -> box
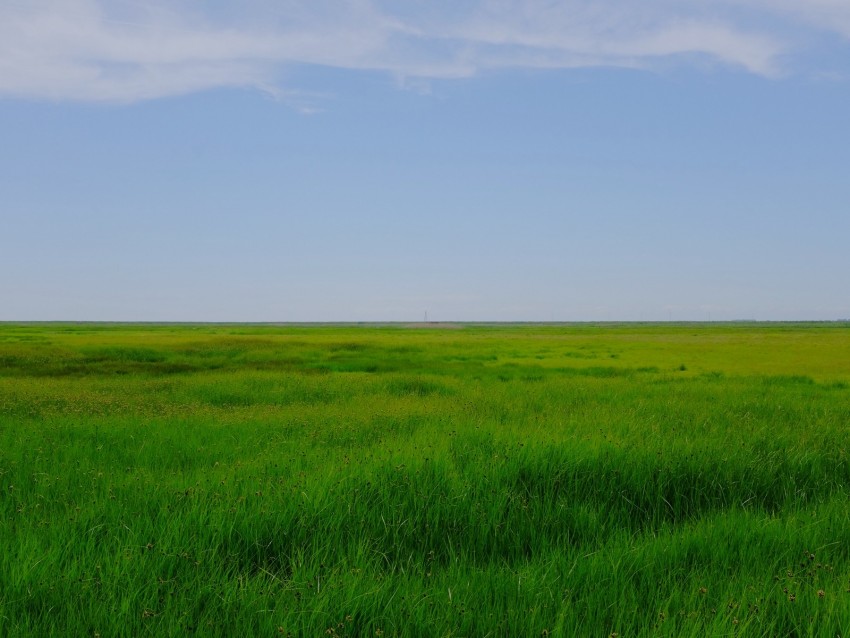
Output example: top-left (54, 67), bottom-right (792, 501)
top-left (1, 322), bottom-right (850, 636)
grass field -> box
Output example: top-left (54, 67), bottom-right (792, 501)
top-left (1, 322), bottom-right (850, 637)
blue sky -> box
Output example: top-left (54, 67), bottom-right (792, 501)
top-left (2, 1), bottom-right (849, 321)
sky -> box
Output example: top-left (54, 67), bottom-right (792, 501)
top-left (2, 0), bottom-right (850, 322)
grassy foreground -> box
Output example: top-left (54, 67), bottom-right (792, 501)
top-left (1, 322), bottom-right (850, 637)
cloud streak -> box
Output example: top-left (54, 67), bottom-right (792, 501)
top-left (1, 0), bottom-right (847, 103)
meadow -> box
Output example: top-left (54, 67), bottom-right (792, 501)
top-left (1, 322), bottom-right (849, 637)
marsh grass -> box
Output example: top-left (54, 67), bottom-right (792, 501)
top-left (1, 323), bottom-right (850, 636)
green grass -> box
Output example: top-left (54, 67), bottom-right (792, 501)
top-left (1, 322), bottom-right (850, 636)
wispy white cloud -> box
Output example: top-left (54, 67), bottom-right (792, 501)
top-left (739, 0), bottom-right (850, 37)
top-left (0, 0), bottom-right (847, 103)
